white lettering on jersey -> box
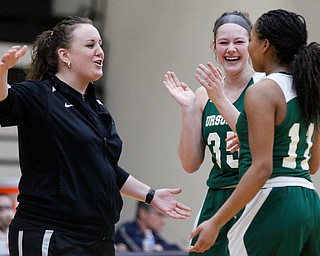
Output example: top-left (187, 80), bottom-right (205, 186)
top-left (205, 115), bottom-right (227, 126)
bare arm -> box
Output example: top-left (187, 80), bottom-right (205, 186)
top-left (163, 71), bottom-right (205, 172)
top-left (120, 175), bottom-right (191, 219)
top-left (188, 81), bottom-right (276, 252)
top-left (0, 46), bottom-right (28, 100)
top-left (178, 87), bottom-right (206, 172)
top-left (309, 127), bottom-right (320, 175)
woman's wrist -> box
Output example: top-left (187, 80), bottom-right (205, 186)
top-left (145, 188), bottom-right (156, 205)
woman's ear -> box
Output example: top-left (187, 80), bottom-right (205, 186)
top-left (262, 39), bottom-right (271, 53)
top-left (57, 48), bottom-right (70, 66)
top-left (211, 41), bottom-right (219, 64)
top-left (211, 41), bottom-right (217, 54)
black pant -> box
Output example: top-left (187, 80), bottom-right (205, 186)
top-left (9, 229), bottom-right (115, 256)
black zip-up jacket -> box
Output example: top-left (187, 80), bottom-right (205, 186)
top-left (0, 73), bottom-right (129, 239)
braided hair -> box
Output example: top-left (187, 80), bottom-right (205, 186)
top-left (256, 9), bottom-right (320, 126)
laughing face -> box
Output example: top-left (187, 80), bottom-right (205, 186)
top-left (213, 23), bottom-right (250, 75)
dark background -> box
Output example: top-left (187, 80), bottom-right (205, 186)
top-left (0, 0), bottom-right (58, 84)
top-left (0, 0), bottom-right (105, 98)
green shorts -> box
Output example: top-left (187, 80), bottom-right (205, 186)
top-left (189, 187), bottom-right (240, 256)
top-left (228, 186), bottom-right (320, 256)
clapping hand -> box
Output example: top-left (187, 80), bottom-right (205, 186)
top-left (195, 62), bottom-right (225, 103)
top-left (163, 71), bottom-right (196, 109)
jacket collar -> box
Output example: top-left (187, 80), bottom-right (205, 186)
top-left (44, 72), bottom-right (96, 100)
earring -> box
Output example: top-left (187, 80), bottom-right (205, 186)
top-left (67, 62), bottom-right (71, 68)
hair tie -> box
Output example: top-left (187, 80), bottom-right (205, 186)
top-left (214, 14), bottom-right (251, 34)
top-left (298, 44), bottom-right (307, 52)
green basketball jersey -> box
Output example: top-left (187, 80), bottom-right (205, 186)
top-left (202, 73), bottom-right (263, 189)
top-left (237, 73), bottom-right (313, 181)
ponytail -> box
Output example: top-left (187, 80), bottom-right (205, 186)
top-left (25, 30), bottom-right (57, 80)
top-left (292, 42), bottom-right (320, 127)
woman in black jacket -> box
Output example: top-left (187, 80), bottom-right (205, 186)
top-left (0, 16), bottom-right (191, 256)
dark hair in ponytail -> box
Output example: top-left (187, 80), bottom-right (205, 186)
top-left (256, 9), bottom-right (320, 126)
top-left (292, 42), bottom-right (320, 126)
top-left (25, 16), bottom-right (92, 80)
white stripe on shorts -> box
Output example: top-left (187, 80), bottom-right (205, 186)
top-left (18, 230), bottom-right (23, 256)
top-left (189, 197), bottom-right (206, 245)
top-left (42, 230), bottom-right (54, 256)
top-left (227, 188), bottom-right (272, 256)
top-left (227, 176), bottom-right (315, 255)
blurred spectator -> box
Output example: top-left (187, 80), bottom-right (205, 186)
top-left (115, 201), bottom-right (183, 252)
top-left (0, 194), bottom-right (14, 256)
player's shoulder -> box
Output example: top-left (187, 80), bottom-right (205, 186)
top-left (195, 86), bottom-right (208, 107)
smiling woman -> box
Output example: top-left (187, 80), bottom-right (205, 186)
top-left (53, 23), bottom-right (104, 93)
top-left (25, 17), bottom-right (104, 93)
top-left (187, 9), bottom-right (320, 255)
top-left (0, 16), bottom-right (191, 256)
top-left (163, 11), bottom-right (264, 256)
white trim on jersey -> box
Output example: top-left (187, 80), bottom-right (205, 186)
top-left (264, 73), bottom-right (295, 102)
top-left (263, 176), bottom-right (315, 190)
top-left (252, 72), bottom-right (265, 83)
